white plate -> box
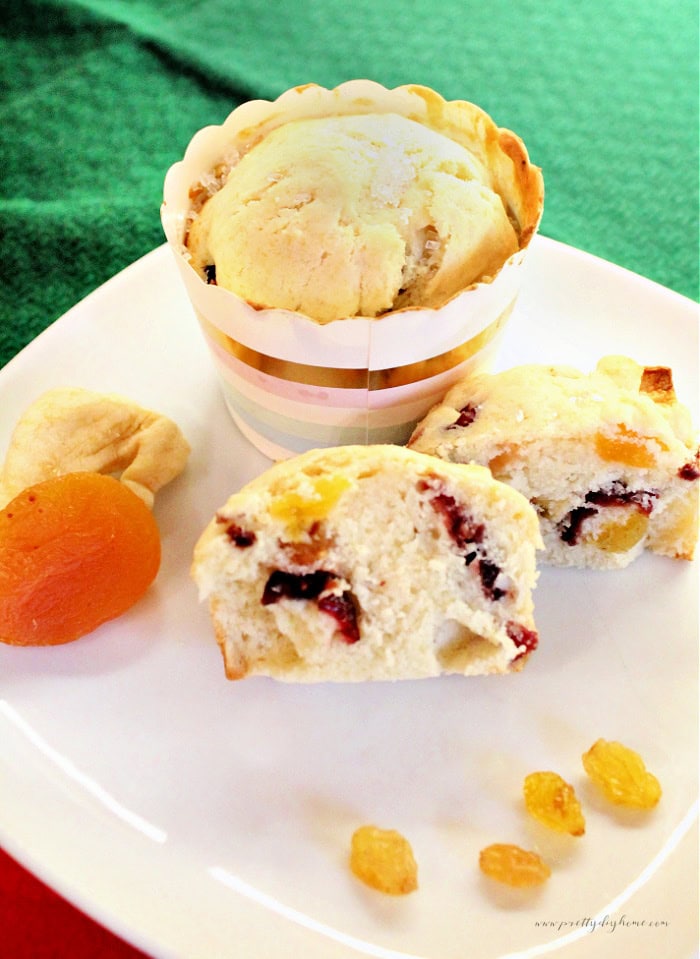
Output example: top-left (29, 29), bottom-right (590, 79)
top-left (0, 236), bottom-right (697, 959)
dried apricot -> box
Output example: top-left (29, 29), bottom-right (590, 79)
top-left (479, 843), bottom-right (551, 888)
top-left (594, 425), bottom-right (665, 468)
top-left (582, 739), bottom-right (662, 809)
top-left (0, 472), bottom-right (161, 646)
top-left (523, 771), bottom-right (586, 836)
top-left (350, 825), bottom-right (418, 895)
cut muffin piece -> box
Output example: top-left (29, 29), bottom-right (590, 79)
top-left (192, 445), bottom-right (542, 681)
top-left (409, 356), bottom-right (699, 568)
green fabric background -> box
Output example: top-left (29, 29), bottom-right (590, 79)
top-left (1, 0), bottom-right (698, 369)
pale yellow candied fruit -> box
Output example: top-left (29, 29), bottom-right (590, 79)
top-left (350, 825), bottom-right (418, 895)
top-left (269, 474), bottom-right (351, 538)
top-left (646, 489), bottom-right (699, 560)
top-left (0, 387), bottom-right (190, 510)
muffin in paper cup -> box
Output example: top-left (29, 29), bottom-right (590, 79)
top-left (161, 80), bottom-right (544, 460)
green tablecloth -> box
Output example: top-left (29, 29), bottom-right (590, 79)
top-left (1, 0), bottom-right (698, 369)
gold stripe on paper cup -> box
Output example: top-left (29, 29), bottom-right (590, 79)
top-left (199, 304), bottom-right (513, 391)
top-left (369, 305), bottom-right (513, 389)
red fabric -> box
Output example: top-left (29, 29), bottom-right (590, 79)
top-left (0, 848), bottom-right (151, 958)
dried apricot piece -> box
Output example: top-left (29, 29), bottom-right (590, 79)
top-left (523, 771), bottom-right (586, 836)
top-left (350, 825), bottom-right (418, 895)
top-left (594, 425), bottom-right (666, 468)
top-left (640, 365), bottom-right (675, 402)
top-left (582, 739), bottom-right (662, 809)
top-left (479, 843), bottom-right (550, 888)
top-left (0, 472), bottom-right (161, 646)
top-left (487, 445), bottom-right (519, 474)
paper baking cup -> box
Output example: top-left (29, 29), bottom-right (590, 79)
top-left (162, 81), bottom-right (543, 460)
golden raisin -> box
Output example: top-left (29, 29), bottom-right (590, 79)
top-left (586, 511), bottom-right (649, 552)
top-left (582, 739), bottom-right (662, 809)
top-left (479, 843), bottom-right (551, 888)
top-left (350, 825), bottom-right (418, 895)
top-left (523, 771), bottom-right (586, 836)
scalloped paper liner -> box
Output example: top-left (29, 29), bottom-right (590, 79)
top-left (162, 81), bottom-right (543, 459)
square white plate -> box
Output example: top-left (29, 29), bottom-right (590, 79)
top-left (0, 236), bottom-right (697, 959)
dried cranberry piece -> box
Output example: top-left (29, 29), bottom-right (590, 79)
top-left (558, 506), bottom-right (597, 545)
top-left (317, 592), bottom-right (360, 644)
top-left (416, 474), bottom-right (450, 494)
top-left (216, 516), bottom-right (257, 547)
top-left (261, 569), bottom-right (333, 604)
top-left (425, 489), bottom-right (509, 600)
top-left (558, 482), bottom-right (660, 545)
top-left (479, 561), bottom-right (507, 601)
top-left (204, 264), bottom-right (217, 285)
top-left (679, 449), bottom-right (700, 481)
top-left (507, 621), bottom-right (539, 660)
top-left (448, 403), bottom-right (479, 428)
top-left (431, 493), bottom-right (484, 549)
top-left (261, 569), bottom-right (361, 643)
top-left (585, 482), bottom-right (658, 515)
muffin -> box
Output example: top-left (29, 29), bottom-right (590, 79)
top-left (185, 112), bottom-right (521, 321)
top-left (409, 356), bottom-right (699, 568)
top-left (192, 445), bottom-right (542, 682)
top-left (162, 81), bottom-right (544, 458)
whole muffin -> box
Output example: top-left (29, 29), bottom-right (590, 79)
top-left (163, 81), bottom-right (543, 458)
top-left (186, 112), bottom-right (522, 322)
top-left (183, 82), bottom-right (543, 324)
